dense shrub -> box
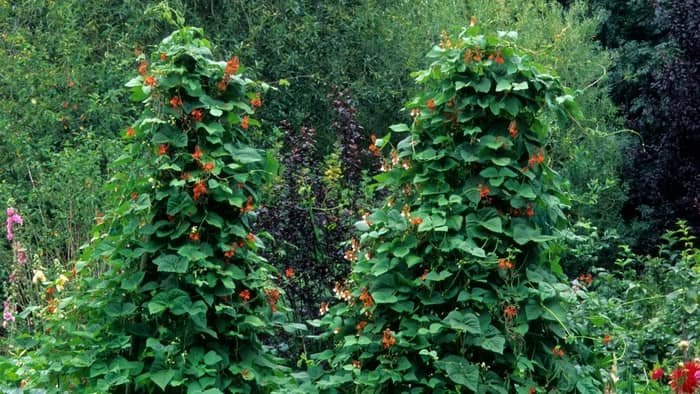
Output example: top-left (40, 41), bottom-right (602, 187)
top-left (621, 0), bottom-right (700, 249)
top-left (311, 26), bottom-right (601, 393)
top-left (585, 0), bottom-right (699, 249)
top-left (570, 221), bottom-right (699, 392)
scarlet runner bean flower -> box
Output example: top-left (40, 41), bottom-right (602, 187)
top-left (498, 259), bottom-right (515, 270)
top-left (478, 184), bottom-right (490, 199)
top-left (240, 196), bottom-right (254, 213)
top-left (202, 162), bottom-right (214, 172)
top-left (239, 289), bottom-right (251, 302)
top-left (169, 96), bottom-right (183, 108)
top-left (382, 328), bottom-right (396, 349)
top-left (193, 181), bottom-right (207, 201)
top-left (265, 288), bottom-right (280, 312)
top-left (319, 302), bottom-right (329, 316)
top-left (192, 146), bottom-right (203, 161)
top-left (504, 305), bottom-right (519, 319)
top-left (508, 120), bottom-right (518, 138)
top-left (355, 320), bottom-right (368, 335)
top-left (190, 109), bottom-right (204, 122)
top-left (651, 368), bottom-right (664, 381)
top-left (144, 76), bottom-right (156, 87)
top-left (250, 94), bottom-right (262, 108)
top-left (225, 56), bottom-right (240, 75)
top-left (359, 288), bottom-right (374, 308)
top-left (137, 61), bottom-right (148, 76)
top-left (285, 267), bottom-right (294, 279)
top-left (241, 115), bottom-right (249, 130)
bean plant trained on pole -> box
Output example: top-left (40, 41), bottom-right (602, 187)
top-left (14, 28), bottom-right (290, 393)
top-left (311, 25), bottom-right (601, 393)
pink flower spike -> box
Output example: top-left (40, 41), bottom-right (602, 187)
top-left (6, 207), bottom-right (23, 241)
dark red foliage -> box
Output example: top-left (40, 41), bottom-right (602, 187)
top-left (622, 0), bottom-right (700, 249)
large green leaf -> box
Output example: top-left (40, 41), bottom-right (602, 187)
top-left (435, 356), bottom-right (479, 390)
top-left (153, 254), bottom-right (189, 273)
top-left (443, 310), bottom-right (481, 334)
top-left (150, 369), bottom-right (176, 391)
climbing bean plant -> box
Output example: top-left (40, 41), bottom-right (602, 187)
top-left (311, 26), bottom-right (601, 393)
top-left (11, 27), bottom-right (288, 393)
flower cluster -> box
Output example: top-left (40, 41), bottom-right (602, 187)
top-left (2, 300), bottom-right (15, 328)
top-left (382, 328), bottom-right (396, 349)
top-left (6, 207), bottom-right (23, 241)
top-left (669, 361), bottom-right (700, 394)
top-left (265, 288), bottom-right (281, 313)
top-left (218, 55), bottom-right (240, 91)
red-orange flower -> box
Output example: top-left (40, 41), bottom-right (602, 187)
top-left (368, 134), bottom-right (381, 157)
top-left (495, 55), bottom-right (505, 65)
top-left (504, 305), bottom-right (519, 319)
top-left (508, 120), bottom-right (518, 138)
top-left (159, 52), bottom-right (167, 61)
top-left (526, 204), bottom-right (535, 217)
top-left (225, 56), bottom-right (240, 75)
top-left (427, 99), bottom-right (436, 111)
top-left (285, 267), bottom-right (294, 279)
top-left (125, 127), bottom-right (135, 138)
top-left (359, 288), bottom-right (374, 309)
top-left (138, 61), bottom-right (148, 76)
top-left (577, 273), bottom-right (593, 285)
top-left (250, 94), bottom-right (262, 109)
top-left (241, 115), bottom-right (250, 130)
top-left (478, 184), bottom-right (490, 199)
top-left (528, 151), bottom-right (545, 168)
top-left (551, 346), bottom-right (565, 357)
top-left (202, 162), bottom-right (214, 172)
top-left (246, 232), bottom-right (256, 242)
top-left (144, 76), bottom-right (156, 87)
top-left (411, 217), bottom-right (423, 226)
top-left (265, 288), bottom-right (280, 312)
top-left (239, 289), bottom-right (251, 302)
top-left (382, 328), bottom-right (396, 349)
top-left (189, 231), bottom-right (200, 241)
top-left (420, 269), bottom-right (429, 281)
top-left (193, 181), bottom-right (207, 201)
top-left (190, 109), bottom-right (204, 122)
top-left (169, 96), bottom-right (183, 108)
top-left (651, 367), bottom-right (664, 381)
top-left (498, 258), bottom-right (515, 270)
top-left (192, 146), bottom-right (203, 161)
top-left (355, 320), bottom-right (368, 335)
top-left (670, 361), bottom-right (700, 393)
top-left (602, 334), bottom-right (613, 344)
top-left (217, 79), bottom-right (228, 91)
top-left (131, 192), bottom-right (138, 201)
top-left (157, 144), bottom-right (169, 156)
top-left (224, 244), bottom-right (237, 259)
top-left (240, 195), bottom-right (254, 213)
